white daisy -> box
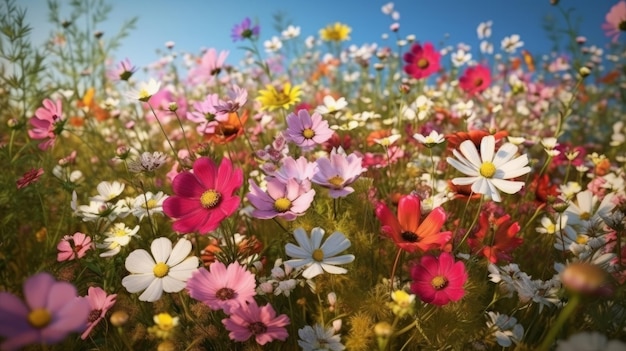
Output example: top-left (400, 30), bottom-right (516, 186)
top-left (127, 78), bottom-right (161, 102)
top-left (97, 223), bottom-right (140, 257)
top-left (413, 130), bottom-right (445, 146)
top-left (90, 181), bottom-right (125, 202)
top-left (446, 135), bottom-right (531, 202)
top-left (132, 191), bottom-right (168, 221)
top-left (285, 227), bottom-right (355, 280)
top-left (486, 311), bottom-right (524, 347)
top-left (298, 323), bottom-right (346, 351)
top-left (121, 237), bottom-right (199, 302)
top-left (315, 95), bottom-right (348, 115)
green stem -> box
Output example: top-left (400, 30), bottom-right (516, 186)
top-left (537, 293), bottom-right (581, 351)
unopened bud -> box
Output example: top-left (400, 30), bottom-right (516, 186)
top-left (579, 66), bottom-right (591, 78)
top-left (110, 310), bottom-right (129, 327)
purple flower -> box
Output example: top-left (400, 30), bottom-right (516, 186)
top-left (312, 147), bottom-right (367, 198)
top-left (285, 110), bottom-right (334, 151)
top-left (0, 272), bottom-right (90, 351)
top-left (231, 17), bottom-right (260, 42)
top-left (247, 177), bottom-right (315, 221)
top-left (214, 85), bottom-right (248, 114)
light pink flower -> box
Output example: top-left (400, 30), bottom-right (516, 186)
top-left (81, 287), bottom-right (117, 340)
top-left (28, 99), bottom-right (65, 150)
top-left (57, 232), bottom-right (93, 262)
top-left (186, 94), bottom-right (228, 135)
top-left (602, 1), bottom-right (626, 43)
top-left (272, 156), bottom-right (318, 191)
top-left (247, 177), bottom-right (315, 220)
top-left (0, 272), bottom-right (90, 351)
top-left (214, 85), bottom-right (248, 114)
top-left (222, 301), bottom-right (290, 345)
top-left (188, 48), bottom-right (229, 83)
top-left (186, 261), bottom-right (256, 314)
top-left (410, 252), bottom-right (468, 306)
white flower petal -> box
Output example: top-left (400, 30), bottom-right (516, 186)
top-left (122, 273), bottom-right (154, 293)
top-left (138, 278), bottom-right (164, 302)
top-left (167, 238), bottom-right (192, 266)
top-left (322, 254), bottom-right (355, 265)
top-left (310, 227), bottom-right (324, 249)
top-left (161, 276), bottom-right (186, 293)
top-left (480, 135), bottom-right (495, 163)
top-left (490, 178), bottom-right (525, 195)
top-left (320, 263), bottom-right (348, 275)
top-left (151, 237), bottom-right (173, 263)
top-left (447, 157), bottom-right (479, 176)
top-left (451, 176), bottom-right (480, 186)
top-left (492, 143), bottom-right (519, 167)
top-left (320, 232), bottom-right (350, 257)
top-left (286, 244), bottom-right (312, 259)
top-left (302, 263), bottom-right (324, 279)
top-left (168, 257), bottom-right (199, 280)
top-left (125, 249), bottom-right (155, 274)
top-left (293, 228), bottom-right (313, 253)
top-left (285, 258), bottom-right (313, 269)
top-left (498, 155), bottom-right (530, 179)
top-left (459, 139), bottom-right (482, 167)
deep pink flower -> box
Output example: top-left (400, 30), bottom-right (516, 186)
top-left (602, 1), bottom-right (626, 43)
top-left (285, 110), bottom-right (334, 151)
top-left (459, 65), bottom-right (491, 95)
top-left (222, 301), bottom-right (290, 345)
top-left (311, 147), bottom-right (367, 198)
top-left (247, 177), bottom-right (315, 220)
top-left (28, 98), bottom-right (65, 151)
top-left (0, 272), bottom-right (90, 351)
top-left (16, 168), bottom-right (44, 189)
top-left (410, 252), bottom-right (468, 306)
top-left (163, 157), bottom-right (243, 234)
top-left (81, 287), bottom-right (117, 340)
top-left (186, 261), bottom-right (256, 314)
top-left (57, 232), bottom-right (93, 262)
top-left (375, 193), bottom-right (451, 253)
top-left (403, 42), bottom-right (441, 79)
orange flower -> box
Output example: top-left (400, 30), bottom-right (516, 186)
top-left (204, 110), bottom-right (248, 144)
top-left (77, 87), bottom-right (109, 122)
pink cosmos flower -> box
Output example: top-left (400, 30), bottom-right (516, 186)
top-left (375, 193), bottom-right (451, 253)
top-left (186, 93), bottom-right (229, 135)
top-left (403, 42), bottom-right (441, 79)
top-left (186, 261), bottom-right (256, 314)
top-left (459, 65), bottom-right (491, 95)
top-left (28, 98), bottom-right (65, 151)
top-left (285, 109), bottom-right (334, 151)
top-left (16, 168), bottom-right (44, 189)
top-left (214, 85), bottom-right (248, 114)
top-left (81, 286), bottom-right (117, 340)
top-left (410, 252), bottom-right (468, 306)
top-left (247, 177), bottom-right (316, 220)
top-left (188, 48), bottom-right (230, 84)
top-left (271, 156), bottom-right (318, 191)
top-left (312, 147), bottom-right (367, 198)
top-left (57, 232), bottom-right (93, 262)
top-left (222, 300), bottom-right (290, 345)
top-left (163, 157), bottom-right (243, 234)
top-left (107, 57), bottom-right (137, 81)
top-left (0, 272), bottom-right (90, 351)
top-left (602, 1), bottom-right (626, 43)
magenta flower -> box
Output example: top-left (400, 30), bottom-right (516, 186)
top-left (602, 1), bottom-right (626, 43)
top-left (186, 261), bottom-right (256, 314)
top-left (81, 286), bottom-right (117, 340)
top-left (247, 177), bottom-right (315, 220)
top-left (28, 98), bottom-right (65, 150)
top-left (0, 272), bottom-right (90, 351)
top-left (164, 157), bottom-right (243, 234)
top-left (57, 232), bottom-right (93, 262)
top-left (285, 110), bottom-right (334, 151)
top-left (403, 42), bottom-right (441, 80)
top-left (459, 65), bottom-right (491, 95)
top-left (311, 147), bottom-right (367, 198)
top-left (231, 17), bottom-right (260, 42)
top-left (410, 252), bottom-right (468, 306)
top-left (222, 300), bottom-right (290, 345)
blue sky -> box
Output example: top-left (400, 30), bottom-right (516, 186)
top-left (21, 0), bottom-right (616, 76)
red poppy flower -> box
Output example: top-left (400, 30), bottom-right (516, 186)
top-left (375, 193), bottom-right (451, 253)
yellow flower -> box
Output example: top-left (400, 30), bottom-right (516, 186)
top-left (388, 290), bottom-right (415, 317)
top-left (256, 82), bottom-right (302, 111)
top-left (320, 22), bottom-right (351, 42)
top-left (148, 312), bottom-right (179, 339)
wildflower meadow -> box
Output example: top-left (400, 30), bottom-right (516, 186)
top-left (2, 0), bottom-right (626, 350)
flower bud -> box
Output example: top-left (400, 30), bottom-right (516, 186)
top-left (579, 66), bottom-right (591, 78)
top-left (110, 310), bottom-right (129, 327)
top-left (561, 262), bottom-right (609, 296)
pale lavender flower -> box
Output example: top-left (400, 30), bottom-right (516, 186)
top-left (214, 85), bottom-right (248, 114)
top-left (312, 147), bottom-right (367, 198)
top-left (247, 177), bottom-right (315, 221)
top-left (272, 156), bottom-right (318, 191)
top-left (186, 94), bottom-right (228, 135)
top-left (285, 110), bottom-right (334, 151)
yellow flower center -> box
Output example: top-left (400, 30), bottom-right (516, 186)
top-left (138, 88), bottom-right (151, 101)
top-left (142, 199), bottom-right (158, 209)
top-left (576, 235), bottom-right (589, 245)
top-left (153, 262), bottom-right (169, 278)
top-left (327, 175), bottom-right (344, 188)
top-left (302, 128), bottom-right (315, 139)
top-left (28, 308), bottom-right (52, 328)
top-left (200, 190), bottom-right (221, 209)
top-left (273, 197), bottom-right (292, 212)
top-left (417, 58), bottom-right (429, 69)
top-left (546, 224), bottom-right (555, 234)
top-left (579, 212), bottom-right (591, 221)
top-left (479, 161), bottom-right (496, 178)
top-left (431, 275), bottom-right (448, 290)
top-left (312, 248), bottom-right (325, 262)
